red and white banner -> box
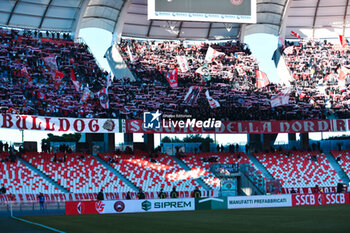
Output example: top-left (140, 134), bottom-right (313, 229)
top-left (337, 66), bottom-right (349, 90)
top-left (70, 69), bottom-right (80, 92)
top-left (283, 46), bottom-right (294, 55)
top-left (292, 193), bottom-right (349, 207)
top-left (339, 35), bottom-right (348, 49)
top-left (256, 70), bottom-right (270, 88)
top-left (126, 118), bottom-right (350, 134)
top-left (282, 186), bottom-right (337, 194)
top-left (0, 190), bottom-right (215, 203)
top-left (0, 114), bottom-right (124, 133)
top-left (176, 56), bottom-right (189, 72)
top-left (290, 31), bottom-right (301, 39)
top-left (165, 68), bottom-right (178, 89)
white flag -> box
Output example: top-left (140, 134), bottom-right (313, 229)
top-left (205, 46), bottom-right (225, 63)
top-left (176, 56), bottom-right (189, 72)
top-left (270, 89), bottom-right (291, 107)
top-left (127, 45), bottom-right (135, 63)
top-left (205, 90), bottom-right (220, 108)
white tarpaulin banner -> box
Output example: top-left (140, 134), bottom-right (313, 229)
top-left (228, 195), bottom-right (292, 209)
top-left (0, 114), bottom-right (125, 133)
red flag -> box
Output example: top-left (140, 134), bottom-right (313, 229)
top-left (21, 66), bottom-right (33, 84)
top-left (290, 31), bottom-right (301, 39)
top-left (339, 35), bottom-right (347, 49)
top-left (256, 70), bottom-right (270, 88)
top-left (70, 69), bottom-right (80, 92)
top-left (166, 68), bottom-right (178, 89)
top-left (97, 88), bottom-right (109, 109)
top-left (53, 70), bottom-right (64, 89)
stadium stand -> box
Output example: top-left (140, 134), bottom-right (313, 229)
top-left (21, 153), bottom-right (133, 193)
top-left (99, 152), bottom-right (200, 192)
top-left (254, 151), bottom-right (342, 188)
top-left (0, 152), bottom-right (60, 194)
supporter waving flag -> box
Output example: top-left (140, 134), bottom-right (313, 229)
top-left (70, 69), bottom-right (81, 92)
top-left (283, 46), bottom-right (294, 55)
top-left (97, 88), bottom-right (109, 109)
top-left (339, 35), bottom-right (348, 49)
top-left (205, 46), bottom-right (225, 63)
top-left (205, 90), bottom-right (220, 108)
top-left (270, 88), bottom-right (291, 107)
top-left (255, 70), bottom-right (270, 88)
top-left (166, 68), bottom-right (178, 89)
top-left (196, 64), bottom-right (211, 82)
top-left (176, 56), bottom-right (189, 72)
top-left (43, 55), bottom-right (58, 71)
top-left (290, 31), bottom-right (301, 39)
top-left (184, 86), bottom-right (202, 106)
top-left (337, 66), bottom-right (349, 90)
top-left (127, 45), bottom-right (136, 63)
top-left (21, 66), bottom-right (33, 85)
top-left (106, 72), bottom-right (113, 88)
top-left (53, 70), bottom-right (64, 90)
top-left (81, 87), bottom-right (91, 103)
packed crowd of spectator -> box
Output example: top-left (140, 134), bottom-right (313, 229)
top-left (283, 39), bottom-right (350, 119)
top-left (0, 26), bottom-right (349, 120)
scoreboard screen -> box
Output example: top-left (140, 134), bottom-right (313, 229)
top-left (148, 0), bottom-right (256, 23)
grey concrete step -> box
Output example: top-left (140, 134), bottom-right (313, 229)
top-left (19, 158), bottom-right (69, 193)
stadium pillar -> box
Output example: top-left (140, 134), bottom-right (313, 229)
top-left (247, 134), bottom-right (262, 153)
top-left (262, 134), bottom-right (278, 152)
top-left (300, 133), bottom-right (309, 151)
top-left (288, 133), bottom-right (297, 149)
top-left (144, 134), bottom-right (154, 153)
top-left (124, 133), bottom-right (134, 148)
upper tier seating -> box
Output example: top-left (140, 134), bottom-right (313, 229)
top-left (255, 151), bottom-right (342, 188)
top-left (22, 153), bottom-right (133, 193)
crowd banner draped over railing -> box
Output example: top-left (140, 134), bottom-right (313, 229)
top-left (126, 119), bottom-right (350, 134)
top-left (0, 114), bottom-right (125, 133)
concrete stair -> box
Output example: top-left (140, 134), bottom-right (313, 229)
top-left (94, 155), bottom-right (139, 192)
top-left (19, 158), bottom-right (69, 193)
top-left (171, 156), bottom-right (212, 191)
top-left (246, 152), bottom-right (274, 179)
top-left (324, 152), bottom-right (350, 184)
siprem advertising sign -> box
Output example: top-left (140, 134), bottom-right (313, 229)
top-left (228, 195), bottom-right (292, 209)
top-left (66, 198), bottom-right (195, 215)
top-left (292, 193), bottom-right (350, 206)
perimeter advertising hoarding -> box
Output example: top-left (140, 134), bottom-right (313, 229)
top-left (66, 198), bottom-right (195, 215)
top-left (126, 118), bottom-right (350, 134)
top-left (148, 0), bottom-right (257, 23)
top-left (292, 193), bottom-right (349, 207)
top-left (227, 195), bottom-right (292, 209)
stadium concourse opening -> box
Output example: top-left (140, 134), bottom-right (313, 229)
top-left (0, 0), bottom-right (350, 232)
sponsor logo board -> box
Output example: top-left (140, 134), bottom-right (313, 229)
top-left (228, 195), bottom-right (292, 209)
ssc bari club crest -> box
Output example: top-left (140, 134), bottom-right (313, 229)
top-left (231, 0), bottom-right (243, 5)
top-left (103, 120), bottom-right (115, 132)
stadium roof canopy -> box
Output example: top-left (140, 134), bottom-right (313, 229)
top-left (0, 0), bottom-right (349, 40)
